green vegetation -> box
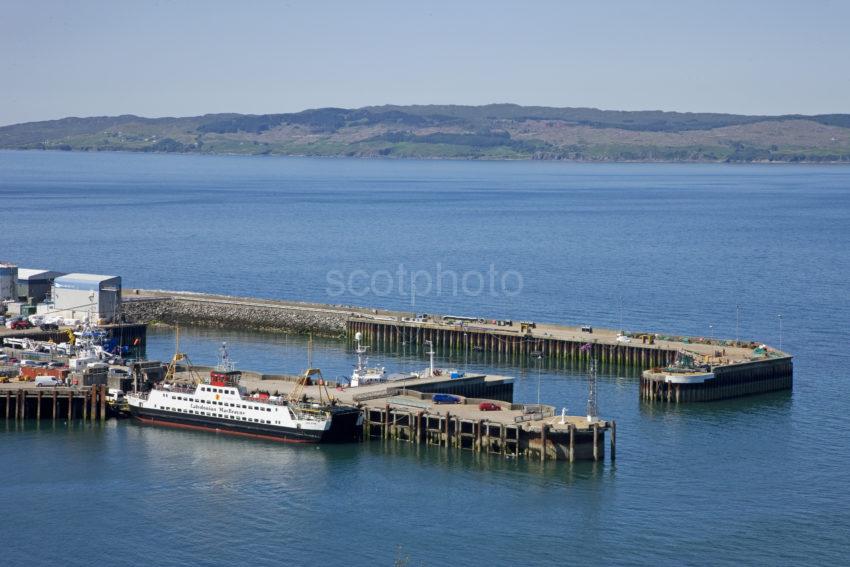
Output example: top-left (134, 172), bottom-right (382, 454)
top-left (1, 104), bottom-right (849, 162)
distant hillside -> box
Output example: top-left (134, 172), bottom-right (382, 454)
top-left (2, 104), bottom-right (850, 162)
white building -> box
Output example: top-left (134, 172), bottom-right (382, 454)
top-left (49, 273), bottom-right (122, 323)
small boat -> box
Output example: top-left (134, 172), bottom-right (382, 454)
top-left (349, 332), bottom-right (386, 387)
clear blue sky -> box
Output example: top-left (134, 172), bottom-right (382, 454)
top-left (2, 0), bottom-right (849, 125)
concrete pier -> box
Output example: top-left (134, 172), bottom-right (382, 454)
top-left (121, 289), bottom-right (793, 403)
top-left (227, 369), bottom-right (612, 462)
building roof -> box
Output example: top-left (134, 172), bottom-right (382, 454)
top-left (55, 273), bottom-right (120, 283)
top-left (18, 268), bottom-right (65, 281)
top-left (54, 273), bottom-right (121, 291)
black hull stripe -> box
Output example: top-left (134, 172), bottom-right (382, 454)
top-left (129, 406), bottom-right (361, 444)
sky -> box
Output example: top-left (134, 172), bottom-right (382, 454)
top-left (2, 0), bottom-right (849, 126)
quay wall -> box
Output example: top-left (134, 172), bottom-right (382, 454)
top-left (640, 357), bottom-right (793, 403)
top-left (121, 296), bottom-right (349, 336)
top-left (348, 318), bottom-right (678, 368)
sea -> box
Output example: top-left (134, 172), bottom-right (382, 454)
top-left (1, 150), bottom-right (849, 566)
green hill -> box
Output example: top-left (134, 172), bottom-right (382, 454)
top-left (2, 104), bottom-right (849, 162)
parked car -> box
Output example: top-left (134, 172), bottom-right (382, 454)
top-left (40, 323), bottom-right (59, 331)
top-left (10, 320), bottom-right (33, 330)
top-left (478, 402), bottom-right (501, 411)
top-left (432, 394), bottom-right (460, 404)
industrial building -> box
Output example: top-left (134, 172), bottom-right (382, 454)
top-left (48, 273), bottom-right (122, 323)
top-left (0, 262), bottom-right (18, 301)
top-left (16, 268), bottom-right (65, 303)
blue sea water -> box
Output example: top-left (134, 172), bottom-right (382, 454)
top-left (1, 150), bottom-right (849, 566)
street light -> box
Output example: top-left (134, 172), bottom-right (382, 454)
top-left (736, 305), bottom-right (740, 346)
top-left (532, 350), bottom-right (543, 407)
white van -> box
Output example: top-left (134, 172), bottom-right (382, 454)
top-left (35, 376), bottom-right (61, 387)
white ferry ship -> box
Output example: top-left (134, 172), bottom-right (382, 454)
top-left (126, 343), bottom-right (362, 443)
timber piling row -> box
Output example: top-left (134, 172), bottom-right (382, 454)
top-left (347, 319), bottom-right (675, 367)
top-left (1, 386), bottom-right (109, 422)
top-left (360, 403), bottom-right (614, 463)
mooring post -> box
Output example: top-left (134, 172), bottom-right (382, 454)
top-left (610, 421), bottom-right (616, 461)
top-left (383, 404), bottom-right (389, 439)
top-left (52, 390), bottom-right (57, 420)
top-left (82, 389), bottom-right (88, 422)
top-left (90, 386), bottom-right (97, 421)
top-left (5, 391), bottom-right (9, 420)
top-left (540, 423), bottom-right (548, 462)
top-left (593, 422), bottom-right (599, 461)
top-left (37, 390), bottom-right (42, 420)
top-left (67, 391), bottom-right (73, 421)
top-left (568, 424), bottom-right (575, 463)
top-left (100, 384), bottom-right (106, 421)
top-left (20, 390), bottom-right (26, 420)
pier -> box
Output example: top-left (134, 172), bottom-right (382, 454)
top-left (0, 384), bottom-right (110, 422)
top-left (121, 289), bottom-right (793, 403)
top-left (192, 368), bottom-right (614, 462)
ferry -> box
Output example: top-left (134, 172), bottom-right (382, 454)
top-left (126, 342), bottom-right (362, 443)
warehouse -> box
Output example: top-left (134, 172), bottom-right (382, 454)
top-left (50, 273), bottom-right (122, 323)
top-left (16, 268), bottom-right (65, 303)
top-left (0, 262), bottom-right (18, 301)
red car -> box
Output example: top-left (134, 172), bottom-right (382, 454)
top-left (10, 320), bottom-right (33, 330)
top-left (479, 402), bottom-right (501, 411)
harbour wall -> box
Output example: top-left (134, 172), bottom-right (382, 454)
top-left (640, 357), bottom-right (793, 403)
top-left (121, 294), bottom-right (350, 336)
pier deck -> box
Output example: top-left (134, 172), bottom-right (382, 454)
top-left (122, 289), bottom-right (793, 402)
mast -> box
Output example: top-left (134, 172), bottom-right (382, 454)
top-left (581, 342), bottom-right (598, 423)
top-left (425, 339), bottom-right (435, 377)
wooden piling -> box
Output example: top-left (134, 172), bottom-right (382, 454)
top-left (592, 422), bottom-right (599, 461)
top-left (568, 424), bottom-right (575, 463)
top-left (540, 424), bottom-right (548, 462)
top-left (37, 390), bottom-right (42, 420)
top-left (100, 384), bottom-right (107, 422)
top-left (610, 421), bottom-right (616, 461)
top-left (52, 390), bottom-right (57, 420)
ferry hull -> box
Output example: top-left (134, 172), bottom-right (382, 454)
top-left (129, 405), bottom-right (362, 444)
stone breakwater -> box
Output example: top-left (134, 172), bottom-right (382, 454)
top-left (120, 291), bottom-right (353, 336)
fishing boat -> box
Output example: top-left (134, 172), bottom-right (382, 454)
top-left (126, 338), bottom-right (362, 443)
top-left (349, 332), bottom-right (386, 387)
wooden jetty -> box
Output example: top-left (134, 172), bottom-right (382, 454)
top-left (0, 384), bottom-right (109, 422)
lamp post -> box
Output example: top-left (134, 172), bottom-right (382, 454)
top-left (735, 305), bottom-right (740, 346)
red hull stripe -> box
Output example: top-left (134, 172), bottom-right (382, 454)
top-left (134, 415), bottom-right (316, 444)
